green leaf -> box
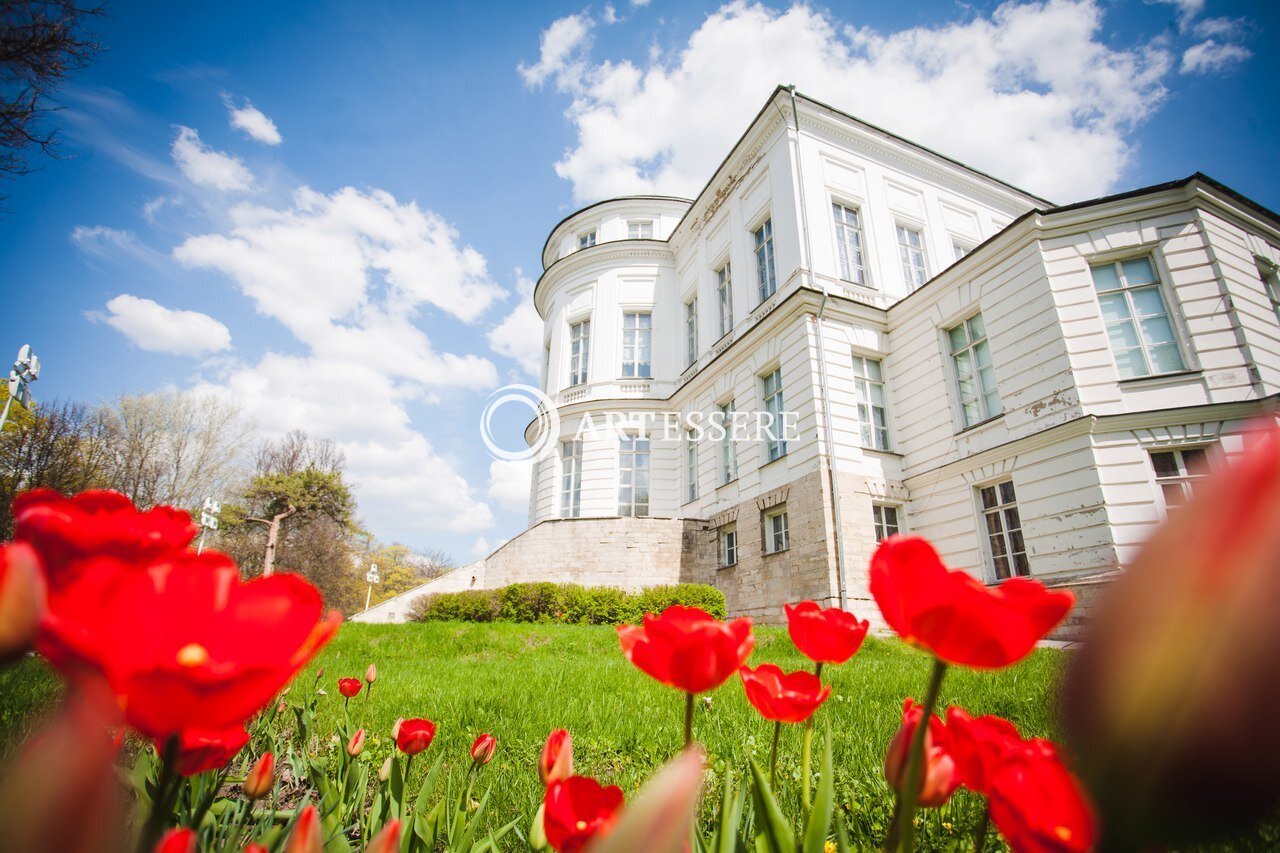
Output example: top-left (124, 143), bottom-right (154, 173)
top-left (416, 753), bottom-right (444, 817)
top-left (388, 754), bottom-right (404, 816)
top-left (801, 726), bottom-right (834, 853)
top-left (749, 756), bottom-right (796, 853)
top-left (453, 787), bottom-right (490, 853)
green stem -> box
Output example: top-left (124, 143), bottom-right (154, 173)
top-left (362, 682), bottom-right (372, 728)
top-left (802, 661), bottom-right (823, 816)
top-left (684, 692), bottom-right (694, 748)
top-left (973, 802), bottom-right (990, 852)
top-left (139, 735), bottom-right (181, 853)
top-left (890, 657), bottom-right (948, 853)
top-left (769, 720), bottom-right (781, 789)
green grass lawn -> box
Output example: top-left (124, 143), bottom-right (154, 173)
top-left (0, 621), bottom-right (1067, 849)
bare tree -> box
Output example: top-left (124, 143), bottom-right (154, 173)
top-left (0, 1), bottom-right (102, 189)
top-left (97, 392), bottom-right (252, 511)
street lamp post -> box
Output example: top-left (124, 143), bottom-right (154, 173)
top-left (364, 563), bottom-right (380, 612)
top-left (0, 345), bottom-right (40, 432)
top-left (197, 497), bottom-right (221, 555)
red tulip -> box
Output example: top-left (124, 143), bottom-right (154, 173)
top-left (172, 725), bottom-right (250, 776)
top-left (544, 775), bottom-right (625, 853)
top-left (244, 752), bottom-right (275, 800)
top-left (870, 536), bottom-right (1073, 669)
top-left (366, 820), bottom-right (400, 853)
top-left (1065, 421), bottom-right (1280, 845)
top-left (285, 804), bottom-right (322, 853)
top-left (50, 549), bottom-right (340, 742)
top-left (470, 733), bottom-right (497, 766)
top-left (156, 827), bottom-right (197, 853)
top-left (540, 728), bottom-right (573, 785)
top-left (243, 845), bottom-right (269, 853)
top-left (337, 677), bottom-right (362, 698)
top-left (0, 542), bottom-right (45, 664)
top-left (988, 739), bottom-right (1097, 853)
top-left (944, 706), bottom-right (1021, 795)
top-left (347, 728), bottom-right (365, 757)
top-left (738, 663), bottom-right (831, 724)
top-left (617, 605), bottom-right (754, 694)
top-left (395, 718), bottom-right (436, 755)
top-left (884, 699), bottom-right (958, 808)
top-left (784, 600), bottom-right (869, 665)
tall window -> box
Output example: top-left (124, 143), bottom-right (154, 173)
top-left (851, 355), bottom-right (889, 450)
top-left (618, 435), bottom-right (650, 517)
top-left (754, 218), bottom-right (777, 302)
top-left (719, 400), bottom-right (738, 484)
top-left (621, 312), bottom-right (652, 378)
top-left (762, 367), bottom-right (786, 462)
top-left (684, 430), bottom-right (698, 502)
top-left (953, 241), bottom-right (972, 261)
top-left (578, 229), bottom-right (597, 250)
top-left (897, 224), bottom-right (927, 290)
top-left (979, 481), bottom-right (1028, 580)
top-left (832, 202), bottom-right (867, 285)
top-left (628, 220), bottom-right (654, 239)
top-left (1091, 257), bottom-right (1184, 379)
top-left (1150, 446), bottom-right (1211, 509)
top-left (568, 319), bottom-right (590, 386)
top-left (872, 504), bottom-right (900, 542)
top-left (720, 525), bottom-right (738, 567)
top-left (684, 298), bottom-right (698, 367)
top-left (716, 263), bottom-right (734, 337)
top-left (948, 313), bottom-right (1000, 427)
top-left (1263, 263), bottom-right (1280, 323)
top-left (764, 507), bottom-right (789, 553)
top-left (560, 440), bottom-right (582, 518)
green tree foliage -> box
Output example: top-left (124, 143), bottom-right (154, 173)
top-left (361, 542), bottom-right (453, 606)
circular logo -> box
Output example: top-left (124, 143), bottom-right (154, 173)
top-left (479, 384), bottom-right (560, 462)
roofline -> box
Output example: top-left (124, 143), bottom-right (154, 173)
top-left (891, 172), bottom-right (1280, 309)
top-left (539, 195), bottom-right (694, 268)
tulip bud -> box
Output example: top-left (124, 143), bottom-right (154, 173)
top-left (347, 729), bottom-right (365, 757)
top-left (884, 700), bottom-right (957, 808)
top-left (156, 827), bottom-right (196, 853)
top-left (365, 663), bottom-right (377, 684)
top-left (539, 729), bottom-right (573, 785)
top-left (391, 717), bottom-right (404, 739)
top-left (470, 733), bottom-right (497, 766)
top-left (277, 701), bottom-right (287, 715)
top-left (316, 667), bottom-right (325, 679)
top-left (0, 543), bottom-right (45, 664)
top-left (366, 819), bottom-right (400, 853)
top-left (379, 755), bottom-right (393, 782)
top-left (244, 753), bottom-right (275, 800)
top-left (285, 804), bottom-right (322, 853)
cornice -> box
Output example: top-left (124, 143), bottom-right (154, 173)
top-left (534, 240), bottom-right (676, 317)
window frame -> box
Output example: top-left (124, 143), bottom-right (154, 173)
top-left (763, 506), bottom-right (789, 554)
top-left (715, 262), bottom-right (734, 339)
top-left (1258, 258), bottom-right (1280, 325)
top-left (719, 525), bottom-right (738, 568)
top-left (1149, 445), bottom-right (1214, 513)
top-left (952, 239), bottom-right (973, 262)
top-left (618, 434), bottom-right (650, 517)
top-left (851, 354), bottom-right (890, 450)
top-left (560, 440), bottom-right (582, 518)
top-left (567, 318), bottom-right (591, 387)
top-left (627, 220), bottom-right (654, 240)
top-left (684, 296), bottom-right (698, 367)
top-left (946, 312), bottom-right (1001, 428)
top-left (577, 229), bottom-right (597, 250)
top-left (1089, 255), bottom-right (1187, 380)
top-left (831, 200), bottom-right (868, 286)
top-left (620, 310), bottom-right (653, 379)
top-left (977, 479), bottom-right (1029, 581)
top-left (871, 503), bottom-right (901, 542)
top-left (684, 429), bottom-right (698, 503)
top-left (761, 367), bottom-right (787, 462)
top-left (753, 216), bottom-right (778, 303)
top-left (719, 399), bottom-right (738, 485)
top-left (895, 222), bottom-right (928, 291)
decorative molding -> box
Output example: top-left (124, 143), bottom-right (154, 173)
top-left (755, 487), bottom-right (790, 511)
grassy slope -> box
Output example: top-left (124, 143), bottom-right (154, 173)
top-left (0, 622), bottom-right (1067, 847)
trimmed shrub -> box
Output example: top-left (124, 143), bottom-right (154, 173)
top-left (407, 582), bottom-right (726, 625)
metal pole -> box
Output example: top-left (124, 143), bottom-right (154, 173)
top-left (196, 528), bottom-right (207, 556)
top-left (364, 583), bottom-right (373, 613)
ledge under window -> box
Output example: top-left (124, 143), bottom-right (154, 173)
top-left (956, 413), bottom-right (1004, 436)
top-left (1117, 369), bottom-right (1203, 388)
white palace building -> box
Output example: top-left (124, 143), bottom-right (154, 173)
top-left (362, 86), bottom-right (1280, 629)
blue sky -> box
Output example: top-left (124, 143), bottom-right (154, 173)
top-left (0, 0), bottom-right (1274, 561)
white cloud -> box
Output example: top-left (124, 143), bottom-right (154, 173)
top-left (487, 270), bottom-right (544, 375)
top-left (174, 185), bottom-right (504, 537)
top-left (523, 0), bottom-right (1180, 203)
top-left (471, 536), bottom-right (506, 558)
top-left (631, 0), bottom-right (651, 6)
top-left (487, 459), bottom-right (533, 512)
top-left (518, 13), bottom-right (594, 88)
top-left (223, 94), bottom-right (283, 145)
top-left (603, 4), bottom-right (619, 25)
top-left (71, 224), bottom-right (169, 271)
top-left (1180, 39), bottom-right (1251, 74)
top-left (95, 294), bottom-right (232, 357)
top-left (171, 126), bottom-right (255, 191)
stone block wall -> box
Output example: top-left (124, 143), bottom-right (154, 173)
top-left (1045, 572), bottom-right (1119, 641)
